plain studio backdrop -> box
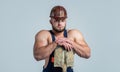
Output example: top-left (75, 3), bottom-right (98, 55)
top-left (0, 0), bottom-right (120, 72)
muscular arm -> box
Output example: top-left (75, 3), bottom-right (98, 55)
top-left (55, 29), bottom-right (91, 59)
top-left (71, 30), bottom-right (91, 59)
top-left (33, 30), bottom-right (57, 61)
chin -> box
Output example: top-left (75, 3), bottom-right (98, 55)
top-left (54, 28), bottom-right (65, 33)
top-left (52, 26), bottom-right (66, 33)
top-left (56, 30), bottom-right (64, 33)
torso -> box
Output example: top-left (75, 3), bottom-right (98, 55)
top-left (43, 29), bottom-right (75, 68)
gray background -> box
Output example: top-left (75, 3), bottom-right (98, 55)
top-left (0, 0), bottom-right (120, 72)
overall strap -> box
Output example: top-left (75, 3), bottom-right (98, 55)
top-left (64, 29), bottom-right (67, 37)
top-left (49, 30), bottom-right (55, 41)
top-left (43, 30), bottom-right (56, 72)
top-left (49, 30), bottom-right (55, 58)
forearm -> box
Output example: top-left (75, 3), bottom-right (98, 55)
top-left (34, 42), bottom-right (57, 61)
top-left (72, 42), bottom-right (90, 59)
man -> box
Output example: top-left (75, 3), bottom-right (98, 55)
top-left (33, 6), bottom-right (91, 72)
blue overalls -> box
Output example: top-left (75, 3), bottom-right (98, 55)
top-left (42, 30), bottom-right (73, 72)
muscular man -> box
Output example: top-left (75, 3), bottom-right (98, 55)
top-left (33, 6), bottom-right (91, 72)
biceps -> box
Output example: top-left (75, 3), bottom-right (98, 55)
top-left (34, 40), bottom-right (48, 48)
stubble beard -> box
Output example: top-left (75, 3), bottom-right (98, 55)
top-left (52, 26), bottom-right (66, 33)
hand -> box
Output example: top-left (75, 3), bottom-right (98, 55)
top-left (55, 38), bottom-right (73, 51)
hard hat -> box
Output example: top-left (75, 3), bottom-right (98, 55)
top-left (50, 6), bottom-right (67, 20)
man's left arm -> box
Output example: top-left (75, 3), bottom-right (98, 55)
top-left (71, 30), bottom-right (91, 59)
top-left (55, 30), bottom-right (91, 58)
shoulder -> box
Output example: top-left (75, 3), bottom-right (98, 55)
top-left (35, 30), bottom-right (51, 40)
top-left (68, 29), bottom-right (84, 39)
top-left (68, 29), bottom-right (83, 35)
top-left (36, 30), bottom-right (50, 35)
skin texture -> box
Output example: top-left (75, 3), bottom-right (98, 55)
top-left (33, 18), bottom-right (91, 68)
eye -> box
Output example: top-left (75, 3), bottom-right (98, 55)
top-left (61, 18), bottom-right (66, 21)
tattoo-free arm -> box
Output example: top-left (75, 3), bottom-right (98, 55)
top-left (34, 42), bottom-right (57, 61)
top-left (72, 39), bottom-right (91, 59)
top-left (70, 30), bottom-right (91, 59)
top-left (33, 30), bottom-right (57, 61)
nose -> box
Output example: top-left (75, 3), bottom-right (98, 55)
top-left (58, 23), bottom-right (61, 26)
top-left (58, 22), bottom-right (62, 26)
top-left (56, 20), bottom-right (63, 26)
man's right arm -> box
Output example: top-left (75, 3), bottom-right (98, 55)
top-left (33, 30), bottom-right (57, 61)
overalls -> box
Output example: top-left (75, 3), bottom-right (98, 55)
top-left (43, 30), bottom-right (73, 72)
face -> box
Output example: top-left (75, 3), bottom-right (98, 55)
top-left (50, 18), bottom-right (66, 33)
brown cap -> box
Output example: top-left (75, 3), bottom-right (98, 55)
top-left (50, 6), bottom-right (67, 20)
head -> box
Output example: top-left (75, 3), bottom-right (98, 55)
top-left (49, 6), bottom-right (67, 33)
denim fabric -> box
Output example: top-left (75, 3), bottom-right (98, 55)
top-left (43, 67), bottom-right (73, 72)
